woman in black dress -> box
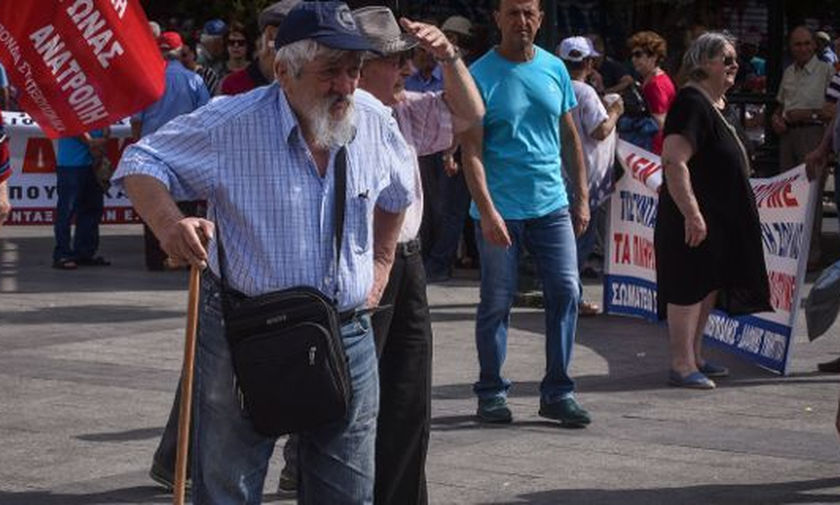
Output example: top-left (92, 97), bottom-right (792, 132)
top-left (655, 32), bottom-right (772, 389)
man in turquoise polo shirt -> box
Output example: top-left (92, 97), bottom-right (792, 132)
top-left (461, 0), bottom-right (591, 426)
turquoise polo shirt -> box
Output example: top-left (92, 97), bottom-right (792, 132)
top-left (469, 46), bottom-right (577, 220)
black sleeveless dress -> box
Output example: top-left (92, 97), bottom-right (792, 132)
top-left (654, 86), bottom-right (772, 319)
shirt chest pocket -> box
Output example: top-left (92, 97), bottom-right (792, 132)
top-left (346, 192), bottom-right (372, 254)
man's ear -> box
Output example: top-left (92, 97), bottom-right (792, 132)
top-left (275, 60), bottom-right (289, 85)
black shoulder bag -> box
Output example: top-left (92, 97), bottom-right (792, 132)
top-left (217, 147), bottom-right (352, 437)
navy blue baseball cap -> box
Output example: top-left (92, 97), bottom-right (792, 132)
top-left (274, 1), bottom-right (378, 53)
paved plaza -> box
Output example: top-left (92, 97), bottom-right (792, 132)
top-left (2, 225), bottom-right (840, 505)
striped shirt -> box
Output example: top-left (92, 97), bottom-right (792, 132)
top-left (378, 90), bottom-right (453, 242)
top-left (113, 83), bottom-right (415, 310)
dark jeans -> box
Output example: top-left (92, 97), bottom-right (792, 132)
top-left (418, 153), bottom-right (444, 262)
top-left (53, 165), bottom-right (104, 262)
top-left (424, 168), bottom-right (472, 279)
top-left (372, 238), bottom-right (433, 505)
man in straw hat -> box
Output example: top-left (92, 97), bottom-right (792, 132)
top-left (113, 2), bottom-right (414, 502)
top-left (353, 6), bottom-right (483, 504)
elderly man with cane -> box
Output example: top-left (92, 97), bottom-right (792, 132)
top-left (112, 2), bottom-right (414, 503)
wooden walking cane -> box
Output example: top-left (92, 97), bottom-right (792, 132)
top-left (174, 265), bottom-right (201, 505)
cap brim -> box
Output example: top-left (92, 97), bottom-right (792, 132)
top-left (316, 33), bottom-right (381, 55)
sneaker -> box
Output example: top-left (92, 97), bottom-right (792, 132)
top-left (277, 467), bottom-right (297, 494)
top-left (149, 460), bottom-right (190, 493)
top-left (476, 397), bottom-right (513, 423)
top-left (538, 397), bottom-right (591, 427)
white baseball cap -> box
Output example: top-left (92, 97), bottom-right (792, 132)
top-left (558, 36), bottom-right (600, 62)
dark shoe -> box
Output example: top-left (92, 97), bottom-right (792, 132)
top-left (149, 460), bottom-right (190, 493)
top-left (817, 357), bottom-right (840, 373)
top-left (698, 361), bottom-right (729, 378)
top-left (538, 397), bottom-right (591, 427)
top-left (277, 467), bottom-right (297, 494)
top-left (668, 370), bottom-right (715, 389)
top-left (52, 258), bottom-right (78, 270)
top-left (76, 256), bottom-right (111, 266)
top-left (477, 397), bottom-right (513, 424)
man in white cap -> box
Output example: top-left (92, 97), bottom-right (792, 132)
top-left (816, 30), bottom-right (838, 65)
top-left (558, 36), bottom-right (624, 316)
top-left (441, 15), bottom-right (472, 56)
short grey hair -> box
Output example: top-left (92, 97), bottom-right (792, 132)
top-left (681, 31), bottom-right (737, 83)
top-left (274, 39), bottom-right (349, 79)
top-left (163, 48), bottom-right (183, 61)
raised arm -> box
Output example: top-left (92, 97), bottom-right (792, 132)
top-left (399, 17), bottom-right (484, 132)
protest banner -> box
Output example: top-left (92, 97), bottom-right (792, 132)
top-left (0, 0), bottom-right (164, 138)
top-left (604, 139), bottom-right (818, 375)
top-left (2, 110), bottom-right (139, 225)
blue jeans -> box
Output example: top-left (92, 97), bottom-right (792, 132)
top-left (192, 273), bottom-right (379, 504)
top-left (53, 165), bottom-right (103, 262)
top-left (473, 206), bottom-right (580, 403)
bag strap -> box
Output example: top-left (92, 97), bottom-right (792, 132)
top-left (333, 146), bottom-right (347, 277)
top-left (215, 146), bottom-right (348, 299)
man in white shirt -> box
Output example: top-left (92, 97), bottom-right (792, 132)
top-left (558, 36), bottom-right (623, 315)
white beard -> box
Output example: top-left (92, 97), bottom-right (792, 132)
top-left (305, 94), bottom-right (356, 149)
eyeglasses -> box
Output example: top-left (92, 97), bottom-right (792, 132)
top-left (631, 50), bottom-right (649, 59)
top-left (228, 39), bottom-right (246, 47)
top-left (378, 50), bottom-right (413, 67)
top-left (721, 55), bottom-right (737, 66)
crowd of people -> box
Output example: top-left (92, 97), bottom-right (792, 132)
top-left (2, 0), bottom-right (840, 503)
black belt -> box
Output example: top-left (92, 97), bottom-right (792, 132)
top-left (396, 237), bottom-right (421, 257)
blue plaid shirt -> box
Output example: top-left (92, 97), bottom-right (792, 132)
top-left (114, 83), bottom-right (414, 310)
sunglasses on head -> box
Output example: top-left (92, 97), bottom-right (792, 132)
top-left (228, 39), bottom-right (246, 47)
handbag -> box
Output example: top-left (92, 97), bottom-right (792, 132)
top-left (218, 146), bottom-right (352, 437)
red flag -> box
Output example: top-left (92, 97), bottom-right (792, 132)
top-left (0, 0), bottom-right (165, 138)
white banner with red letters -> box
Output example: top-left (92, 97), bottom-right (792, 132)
top-left (2, 110), bottom-right (140, 225)
top-left (604, 139), bottom-right (818, 375)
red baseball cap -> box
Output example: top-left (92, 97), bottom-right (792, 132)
top-left (158, 31), bottom-right (183, 51)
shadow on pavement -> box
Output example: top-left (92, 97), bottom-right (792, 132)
top-left (0, 304), bottom-right (185, 324)
top-left (432, 311), bottom-right (840, 402)
top-left (76, 427), bottom-right (163, 443)
top-left (1, 234), bottom-right (190, 294)
top-left (481, 477), bottom-right (840, 505)
top-left (0, 486), bottom-right (170, 505)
